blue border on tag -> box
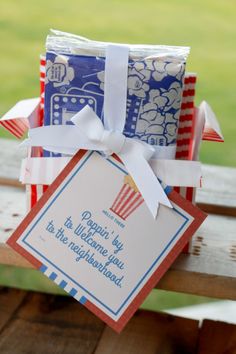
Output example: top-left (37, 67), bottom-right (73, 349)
top-left (21, 151), bottom-right (189, 316)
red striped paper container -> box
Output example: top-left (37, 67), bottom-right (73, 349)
top-left (175, 73), bottom-right (197, 253)
top-left (175, 73), bottom-right (197, 204)
top-left (176, 73), bottom-right (197, 161)
top-left (26, 184), bottom-right (49, 211)
top-left (39, 55), bottom-right (46, 127)
top-left (0, 116), bottom-right (29, 139)
top-left (26, 55), bottom-right (46, 210)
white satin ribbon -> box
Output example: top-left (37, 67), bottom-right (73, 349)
top-left (104, 45), bottom-right (129, 131)
top-left (20, 156), bottom-right (201, 187)
top-left (152, 145), bottom-right (176, 159)
top-left (22, 105), bottom-right (172, 217)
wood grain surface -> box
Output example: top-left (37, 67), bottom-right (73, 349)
top-left (0, 288), bottom-right (235, 354)
top-left (0, 138), bottom-right (235, 300)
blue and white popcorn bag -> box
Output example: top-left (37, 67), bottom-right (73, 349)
top-left (44, 30), bottom-right (189, 156)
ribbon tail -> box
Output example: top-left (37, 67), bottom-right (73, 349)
top-left (119, 150), bottom-right (172, 219)
top-left (20, 125), bottom-right (106, 155)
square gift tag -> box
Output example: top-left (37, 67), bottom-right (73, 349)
top-left (7, 150), bottom-right (206, 332)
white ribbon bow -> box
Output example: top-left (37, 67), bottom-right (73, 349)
top-left (23, 105), bottom-right (172, 218)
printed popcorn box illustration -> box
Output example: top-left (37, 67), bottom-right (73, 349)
top-left (110, 175), bottom-right (144, 220)
top-left (0, 29), bottom-right (224, 331)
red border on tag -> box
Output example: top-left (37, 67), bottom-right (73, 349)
top-left (85, 190), bottom-right (206, 331)
top-left (7, 149), bottom-right (207, 332)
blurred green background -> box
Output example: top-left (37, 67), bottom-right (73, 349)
top-left (0, 0), bottom-right (235, 309)
top-left (1, 0), bottom-right (235, 165)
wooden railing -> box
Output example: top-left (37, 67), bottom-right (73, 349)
top-left (0, 138), bottom-right (236, 300)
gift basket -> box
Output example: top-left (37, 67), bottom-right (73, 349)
top-left (1, 30), bottom-right (223, 252)
top-left (0, 30), bottom-right (224, 331)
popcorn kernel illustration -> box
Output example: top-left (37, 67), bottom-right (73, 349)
top-left (110, 175), bottom-right (144, 220)
top-left (46, 55), bottom-right (75, 87)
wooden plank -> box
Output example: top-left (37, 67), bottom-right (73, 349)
top-left (0, 138), bottom-right (236, 210)
top-left (0, 287), bottom-right (26, 331)
top-left (0, 244), bottom-right (32, 268)
top-left (95, 310), bottom-right (199, 354)
top-left (0, 185), bottom-right (26, 243)
top-left (197, 164), bottom-right (236, 217)
top-left (198, 164), bottom-right (236, 209)
top-left (197, 319), bottom-right (236, 354)
top-left (0, 139), bottom-right (25, 188)
top-left (157, 270), bottom-right (236, 300)
top-left (0, 288), bottom-right (236, 354)
top-left (0, 183), bottom-right (235, 300)
top-left (196, 203), bottom-right (236, 217)
top-left (173, 213), bottom-right (236, 279)
top-left (0, 291), bottom-right (105, 354)
top-left (158, 212), bottom-right (236, 299)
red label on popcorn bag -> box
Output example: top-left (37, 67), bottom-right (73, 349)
top-left (7, 150), bottom-right (206, 332)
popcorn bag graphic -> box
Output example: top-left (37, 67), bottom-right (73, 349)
top-left (110, 175), bottom-right (144, 220)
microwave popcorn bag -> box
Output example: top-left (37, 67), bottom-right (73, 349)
top-left (44, 30), bottom-right (190, 157)
top-left (26, 72), bottom-right (198, 212)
